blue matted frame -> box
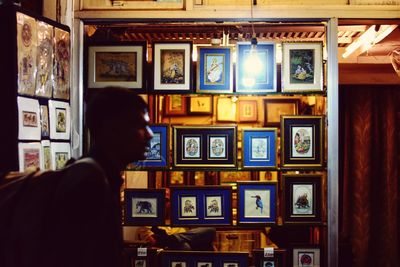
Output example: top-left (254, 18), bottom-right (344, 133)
top-left (196, 46), bottom-right (233, 94)
top-left (235, 42), bottom-right (276, 94)
top-left (135, 124), bottom-right (169, 169)
top-left (161, 251), bottom-right (249, 267)
top-left (170, 186), bottom-right (232, 226)
top-left (124, 189), bottom-right (166, 226)
top-left (237, 182), bottom-right (277, 225)
top-left (242, 128), bottom-right (277, 169)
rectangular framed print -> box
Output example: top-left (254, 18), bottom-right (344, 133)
top-left (189, 95), bottom-right (213, 115)
top-left (152, 42), bottom-right (192, 93)
top-left (282, 174), bottom-right (322, 224)
top-left (52, 28), bottom-right (70, 100)
top-left (238, 99), bottom-right (258, 122)
top-left (242, 128), bottom-right (277, 169)
top-left (124, 189), bottom-right (165, 225)
top-left (35, 21), bottom-right (53, 98)
top-left (281, 116), bottom-right (324, 169)
top-left (252, 248), bottom-right (287, 267)
top-left (196, 46), bottom-right (233, 93)
top-left (17, 96), bottom-right (41, 140)
top-left (236, 42), bottom-right (276, 94)
top-left (237, 182), bottom-right (277, 225)
top-left (263, 98), bottom-right (299, 126)
top-left (173, 125), bottom-right (237, 168)
top-left (50, 142), bottom-right (70, 170)
top-left (18, 142), bottom-right (42, 172)
top-left (216, 97), bottom-right (236, 122)
top-left (292, 245), bottom-right (321, 267)
top-left (48, 100), bottom-right (71, 140)
top-left (135, 124), bottom-right (169, 169)
top-left (281, 42), bottom-right (323, 93)
top-left (170, 186), bottom-right (232, 226)
top-left (40, 105), bottom-right (50, 137)
top-left (88, 43), bottom-right (146, 91)
top-left (164, 95), bottom-right (187, 116)
top-left (41, 140), bottom-right (52, 170)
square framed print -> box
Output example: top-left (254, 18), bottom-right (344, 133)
top-left (237, 182), bottom-right (277, 225)
top-left (50, 142), bottom-right (70, 170)
top-left (135, 124), bottom-right (169, 169)
top-left (170, 186), bottom-right (232, 226)
top-left (152, 42), bottom-right (192, 93)
top-left (173, 126), bottom-right (237, 168)
top-left (216, 97), bottom-right (236, 122)
top-left (124, 189), bottom-right (165, 225)
top-left (263, 98), bottom-right (299, 126)
top-left (242, 128), bottom-right (277, 169)
top-left (189, 95), bottom-right (213, 115)
top-left (281, 116), bottom-right (324, 169)
top-left (17, 96), bottom-right (41, 140)
top-left (48, 100), bottom-right (71, 140)
top-left (18, 142), bottom-right (42, 172)
top-left (282, 174), bottom-right (322, 224)
top-left (164, 95), bottom-right (187, 116)
top-left (238, 99), bottom-right (258, 122)
top-left (252, 248), bottom-right (288, 267)
top-left (88, 42), bottom-right (146, 91)
top-left (281, 42), bottom-right (323, 93)
top-left (236, 42), bottom-right (276, 94)
top-left (292, 245), bottom-right (321, 267)
top-left (196, 46), bottom-right (233, 93)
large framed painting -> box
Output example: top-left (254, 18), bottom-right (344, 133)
top-left (282, 174), bottom-right (322, 224)
top-left (152, 42), bottom-right (192, 93)
top-left (237, 182), bottom-right (277, 225)
top-left (281, 116), bottom-right (324, 169)
top-left (291, 245), bottom-right (321, 267)
top-left (263, 98), bottom-right (299, 126)
top-left (281, 42), bottom-right (323, 93)
top-left (170, 186), bottom-right (232, 226)
top-left (48, 100), bottom-right (71, 140)
top-left (173, 125), bottom-right (237, 168)
top-left (242, 128), bottom-right (277, 169)
top-left (124, 189), bottom-right (166, 226)
top-left (17, 96), bottom-right (41, 140)
top-left (196, 46), bottom-right (233, 94)
top-left (236, 42), bottom-right (276, 94)
top-left (135, 124), bottom-right (169, 169)
top-left (88, 43), bottom-right (146, 91)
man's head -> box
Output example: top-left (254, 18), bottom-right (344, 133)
top-left (85, 87), bottom-right (153, 167)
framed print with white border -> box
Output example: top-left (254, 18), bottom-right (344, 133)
top-left (281, 42), bottom-right (323, 93)
top-left (292, 245), bottom-right (321, 267)
top-left (48, 100), bottom-right (70, 140)
top-left (17, 96), bottom-right (41, 140)
top-left (242, 128), bottom-right (277, 169)
top-left (41, 140), bottom-right (52, 170)
top-left (50, 142), bottom-right (70, 170)
top-left (18, 142), bottom-right (42, 172)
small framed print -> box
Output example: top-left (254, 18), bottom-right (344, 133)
top-left (189, 95), bottom-right (213, 115)
top-left (133, 259), bottom-right (146, 267)
top-left (208, 135), bottom-right (227, 160)
top-left (196, 46), bottom-right (233, 94)
top-left (124, 189), bottom-right (165, 225)
top-left (35, 21), bottom-right (53, 98)
top-left (236, 42), bottom-right (276, 94)
top-left (196, 261), bottom-right (213, 267)
top-left (48, 100), bottom-right (71, 140)
top-left (281, 116), bottom-right (324, 169)
top-left (161, 251), bottom-right (248, 267)
top-left (50, 142), bottom-right (70, 170)
top-left (237, 182), bottom-right (277, 225)
top-left (88, 42), bottom-right (146, 91)
top-left (253, 248), bottom-right (287, 267)
top-left (292, 245), bottom-right (321, 267)
top-left (282, 174), bottom-right (322, 224)
top-left (164, 95), bottom-right (187, 116)
top-left (238, 99), bottom-right (258, 122)
top-left (183, 135), bottom-right (202, 159)
top-left (135, 124), bottom-right (169, 169)
top-left (53, 28), bottom-right (70, 100)
top-left (40, 105), bottom-right (50, 137)
top-left (152, 42), bottom-right (192, 93)
top-left (263, 99), bottom-right (299, 126)
top-left (170, 186), bottom-right (232, 226)
top-left (18, 142), bottom-right (42, 172)
top-left (41, 140), bottom-right (52, 170)
top-left (216, 97), bottom-right (236, 122)
top-left (281, 42), bottom-right (323, 93)
top-left (17, 96), bottom-right (41, 140)
top-left (242, 128), bottom-right (277, 169)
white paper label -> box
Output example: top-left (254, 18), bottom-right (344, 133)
top-left (264, 247), bottom-right (274, 258)
top-left (137, 247), bottom-right (147, 257)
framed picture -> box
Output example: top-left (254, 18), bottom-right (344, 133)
top-left (196, 46), bottom-right (233, 93)
top-left (189, 95), bottom-right (213, 115)
top-left (53, 28), bottom-right (70, 100)
top-left (35, 21), bottom-right (53, 98)
top-left (242, 128), bottom-right (277, 169)
top-left (18, 142), bottom-right (42, 172)
top-left (40, 105), bottom-right (50, 137)
top-left (50, 142), bottom-right (70, 170)
top-left (17, 96), bottom-right (41, 140)
top-left (216, 97), bottom-right (236, 122)
top-left (282, 174), bottom-right (322, 224)
top-left (164, 95), bottom-right (187, 116)
top-left (236, 42), bottom-right (276, 94)
top-left (41, 140), bottom-right (52, 170)
top-left (263, 99), bottom-right (299, 126)
top-left (48, 100), bottom-right (71, 140)
top-left (238, 99), bottom-right (258, 122)
top-left (292, 245), bottom-right (321, 267)
top-left (152, 42), bottom-right (192, 93)
top-left (219, 171), bottom-right (252, 183)
top-left (170, 186), bottom-right (232, 226)
top-left (88, 42), bottom-right (146, 91)
top-left (281, 42), bottom-right (323, 93)
top-left (135, 124), bottom-right (169, 169)
top-left (252, 248), bottom-right (288, 267)
top-left (281, 116), bottom-right (324, 168)
top-left (124, 189), bottom-right (165, 225)
top-left (237, 182), bottom-right (277, 225)
top-left (173, 126), bottom-right (237, 168)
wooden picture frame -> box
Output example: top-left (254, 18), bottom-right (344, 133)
top-left (189, 95), bottom-right (213, 115)
top-left (263, 98), bottom-right (299, 126)
top-left (291, 244), bottom-right (321, 267)
top-left (164, 95), bottom-right (187, 116)
top-left (216, 97), bottom-right (236, 122)
top-left (238, 99), bottom-right (258, 122)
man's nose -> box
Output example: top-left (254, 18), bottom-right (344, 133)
top-left (146, 126), bottom-right (154, 140)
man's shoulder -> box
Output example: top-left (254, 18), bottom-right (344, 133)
top-left (61, 157), bottom-right (108, 188)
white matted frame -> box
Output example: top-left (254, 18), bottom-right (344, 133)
top-left (51, 142), bottom-right (71, 170)
top-left (17, 96), bottom-right (41, 140)
top-left (49, 100), bottom-right (71, 140)
top-left (18, 142), bottom-right (43, 171)
top-left (41, 140), bottom-right (52, 170)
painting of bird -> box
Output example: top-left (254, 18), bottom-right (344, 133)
top-left (251, 195), bottom-right (263, 214)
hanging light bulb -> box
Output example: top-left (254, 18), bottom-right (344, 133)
top-left (243, 36), bottom-right (262, 87)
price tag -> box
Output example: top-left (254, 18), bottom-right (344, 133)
top-left (264, 247), bottom-right (274, 258)
top-left (137, 247), bottom-right (147, 257)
